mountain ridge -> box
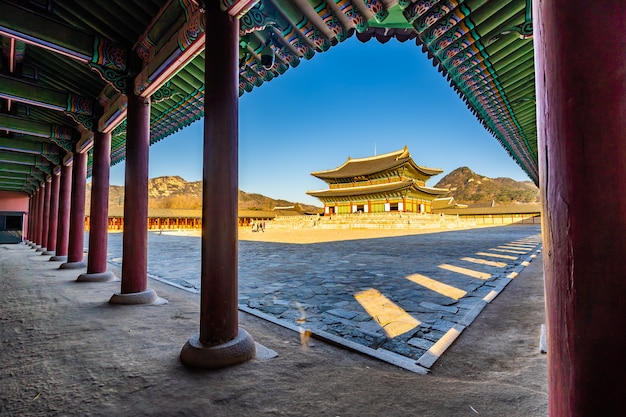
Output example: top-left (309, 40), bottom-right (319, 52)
top-left (87, 169), bottom-right (539, 212)
top-left (87, 176), bottom-right (321, 213)
top-left (434, 167), bottom-right (540, 205)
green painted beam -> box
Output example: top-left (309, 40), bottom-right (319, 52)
top-left (0, 1), bottom-right (125, 71)
top-left (0, 184), bottom-right (27, 191)
top-left (0, 156), bottom-right (52, 175)
top-left (0, 137), bottom-right (62, 166)
top-left (0, 114), bottom-right (73, 140)
top-left (0, 172), bottom-right (30, 181)
top-left (0, 150), bottom-right (38, 165)
top-left (0, 75), bottom-right (93, 115)
top-left (0, 136), bottom-right (47, 154)
top-left (0, 163), bottom-right (47, 184)
top-left (0, 179), bottom-right (28, 187)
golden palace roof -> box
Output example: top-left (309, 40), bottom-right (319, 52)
top-left (311, 147), bottom-right (443, 180)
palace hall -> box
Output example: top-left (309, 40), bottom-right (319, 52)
top-left (307, 146), bottom-right (448, 214)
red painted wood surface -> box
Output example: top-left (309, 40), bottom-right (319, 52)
top-left (121, 92), bottom-right (150, 294)
top-left (41, 180), bottom-right (51, 249)
top-left (55, 163), bottom-right (72, 257)
top-left (36, 187), bottom-right (44, 245)
top-left (199, 2), bottom-right (239, 345)
top-left (86, 132), bottom-right (112, 274)
top-left (67, 151), bottom-right (87, 263)
top-left (46, 172), bottom-right (60, 252)
top-left (534, 1), bottom-right (626, 415)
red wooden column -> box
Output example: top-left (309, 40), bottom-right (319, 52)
top-left (51, 162), bottom-right (72, 262)
top-left (78, 132), bottom-right (115, 282)
top-left (43, 171), bottom-right (60, 256)
top-left (32, 188), bottom-right (41, 247)
top-left (534, 1), bottom-right (626, 415)
top-left (180, 2), bottom-right (255, 368)
top-left (35, 186), bottom-right (45, 248)
top-left (109, 92), bottom-right (161, 304)
top-left (60, 151), bottom-right (87, 269)
top-left (36, 178), bottom-right (52, 252)
top-left (26, 192), bottom-right (35, 245)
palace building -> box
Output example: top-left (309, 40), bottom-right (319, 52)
top-left (307, 147), bottom-right (449, 215)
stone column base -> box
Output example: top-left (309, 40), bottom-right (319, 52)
top-left (42, 250), bottom-right (55, 256)
top-left (77, 271), bottom-right (116, 283)
top-left (180, 329), bottom-right (256, 369)
top-left (49, 255), bottom-right (68, 262)
top-left (109, 288), bottom-right (167, 305)
top-left (59, 261), bottom-right (86, 269)
top-left (35, 247), bottom-right (47, 253)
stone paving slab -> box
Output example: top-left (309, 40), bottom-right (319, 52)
top-left (103, 225), bottom-right (542, 370)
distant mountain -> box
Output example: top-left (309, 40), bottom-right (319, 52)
top-left (86, 176), bottom-right (320, 213)
top-left (434, 167), bottom-right (540, 205)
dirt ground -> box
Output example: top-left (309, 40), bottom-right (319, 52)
top-left (0, 227), bottom-right (547, 416)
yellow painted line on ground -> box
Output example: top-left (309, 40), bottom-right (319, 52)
top-left (426, 326), bottom-right (462, 358)
top-left (497, 246), bottom-right (530, 252)
top-left (476, 251), bottom-right (518, 260)
top-left (438, 264), bottom-right (491, 280)
top-left (490, 248), bottom-right (528, 254)
top-left (504, 245), bottom-right (535, 251)
top-left (461, 257), bottom-right (508, 268)
top-left (483, 290), bottom-right (498, 302)
top-left (507, 271), bottom-right (519, 279)
top-left (354, 289), bottom-right (420, 338)
top-left (406, 273), bottom-right (467, 300)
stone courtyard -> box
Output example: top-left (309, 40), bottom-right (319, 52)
top-left (105, 224), bottom-right (542, 372)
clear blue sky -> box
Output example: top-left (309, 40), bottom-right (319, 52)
top-left (109, 37), bottom-right (530, 207)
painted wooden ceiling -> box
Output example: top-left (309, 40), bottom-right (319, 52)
top-left (0, 0), bottom-right (537, 195)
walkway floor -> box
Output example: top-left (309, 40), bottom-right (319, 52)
top-left (1, 226), bottom-right (547, 416)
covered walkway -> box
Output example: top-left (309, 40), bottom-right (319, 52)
top-left (1, 242), bottom-right (546, 416)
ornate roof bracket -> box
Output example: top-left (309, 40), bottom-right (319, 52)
top-left (99, 94), bottom-right (128, 134)
top-left (333, 0), bottom-right (368, 33)
top-left (134, 1), bottom-right (205, 98)
top-left (151, 82), bottom-right (179, 104)
top-left (363, 0), bottom-right (389, 24)
top-left (88, 64), bottom-right (128, 95)
top-left (307, 0), bottom-right (350, 42)
top-left (65, 113), bottom-right (94, 132)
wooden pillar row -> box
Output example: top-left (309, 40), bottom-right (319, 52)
top-left (36, 178), bottom-right (52, 252)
